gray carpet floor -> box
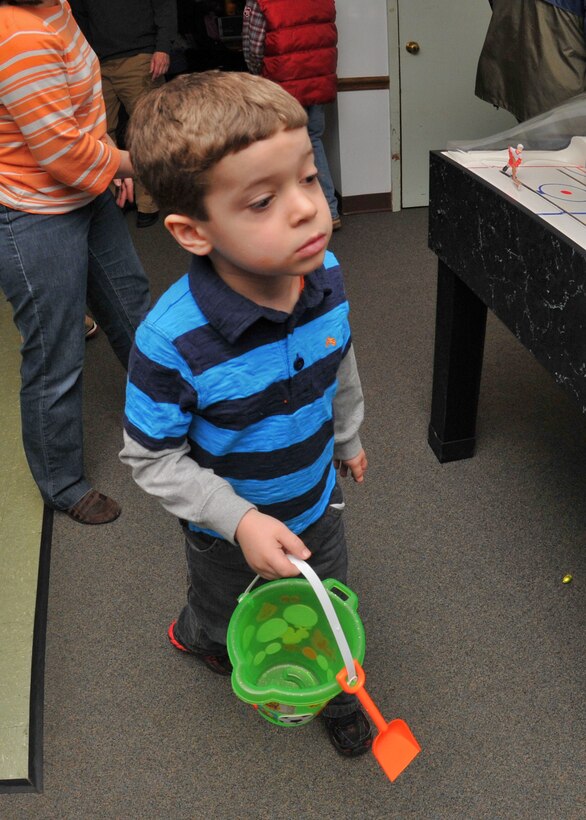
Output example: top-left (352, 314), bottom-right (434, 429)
top-left (3, 208), bottom-right (585, 819)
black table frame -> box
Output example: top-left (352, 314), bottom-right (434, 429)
top-left (428, 150), bottom-right (586, 462)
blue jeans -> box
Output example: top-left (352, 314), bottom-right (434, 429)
top-left (0, 191), bottom-right (150, 509)
top-left (306, 104), bottom-right (339, 220)
top-left (176, 482), bottom-right (359, 718)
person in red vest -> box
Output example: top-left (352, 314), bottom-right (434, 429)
top-left (243, 0), bottom-right (342, 230)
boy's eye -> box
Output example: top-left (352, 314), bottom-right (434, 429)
top-left (303, 172), bottom-right (319, 185)
top-left (250, 195), bottom-right (273, 211)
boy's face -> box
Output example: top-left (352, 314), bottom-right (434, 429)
top-left (183, 127), bottom-right (333, 284)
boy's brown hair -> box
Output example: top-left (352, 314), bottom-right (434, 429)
top-left (127, 70), bottom-right (308, 220)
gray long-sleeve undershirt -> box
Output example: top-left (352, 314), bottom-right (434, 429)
top-left (120, 345), bottom-right (364, 544)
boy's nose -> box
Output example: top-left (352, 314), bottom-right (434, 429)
top-left (290, 188), bottom-right (318, 223)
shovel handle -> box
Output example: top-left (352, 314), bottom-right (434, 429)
top-left (336, 660), bottom-right (389, 735)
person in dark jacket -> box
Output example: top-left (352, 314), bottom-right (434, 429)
top-left (70, 0), bottom-right (177, 227)
top-left (243, 0), bottom-right (341, 228)
top-left (476, 0), bottom-right (586, 122)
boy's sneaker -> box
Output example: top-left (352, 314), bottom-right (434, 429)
top-left (167, 620), bottom-right (232, 676)
top-left (322, 708), bottom-right (373, 757)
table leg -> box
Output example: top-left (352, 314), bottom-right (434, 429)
top-left (428, 260), bottom-right (487, 462)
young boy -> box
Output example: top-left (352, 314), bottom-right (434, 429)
top-left (120, 71), bottom-right (371, 756)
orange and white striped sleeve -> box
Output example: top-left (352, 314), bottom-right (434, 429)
top-left (0, 14), bottom-right (119, 200)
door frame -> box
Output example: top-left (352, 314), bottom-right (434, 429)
top-left (387, 0), bottom-right (402, 211)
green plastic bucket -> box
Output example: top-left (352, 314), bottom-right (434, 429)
top-left (227, 559), bottom-right (365, 727)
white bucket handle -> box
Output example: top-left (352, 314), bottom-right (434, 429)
top-left (287, 556), bottom-right (357, 686)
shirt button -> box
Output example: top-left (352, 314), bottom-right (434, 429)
top-left (293, 355), bottom-right (304, 371)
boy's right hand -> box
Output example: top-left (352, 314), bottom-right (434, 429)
top-left (235, 510), bottom-right (311, 580)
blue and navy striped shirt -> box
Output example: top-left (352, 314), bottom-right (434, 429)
top-left (124, 250), bottom-right (352, 536)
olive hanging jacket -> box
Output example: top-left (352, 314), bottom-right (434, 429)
top-left (475, 0), bottom-right (586, 122)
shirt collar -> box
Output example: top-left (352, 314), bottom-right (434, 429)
top-left (187, 255), bottom-right (332, 344)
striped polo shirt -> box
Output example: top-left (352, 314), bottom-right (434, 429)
top-left (124, 250), bottom-right (352, 536)
top-left (0, 0), bottom-right (119, 214)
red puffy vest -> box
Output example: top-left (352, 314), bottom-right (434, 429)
top-left (257, 0), bottom-right (338, 107)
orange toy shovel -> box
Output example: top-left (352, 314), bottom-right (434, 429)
top-left (336, 661), bottom-right (421, 782)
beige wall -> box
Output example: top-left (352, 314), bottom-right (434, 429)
top-left (327, 0), bottom-right (391, 204)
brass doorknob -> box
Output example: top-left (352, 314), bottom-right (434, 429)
top-left (406, 41), bottom-right (420, 54)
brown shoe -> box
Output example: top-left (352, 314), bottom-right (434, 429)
top-left (65, 489), bottom-right (121, 525)
top-left (84, 316), bottom-right (99, 340)
top-left (136, 210), bottom-right (159, 228)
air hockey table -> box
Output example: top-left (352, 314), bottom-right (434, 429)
top-left (427, 138), bottom-right (586, 462)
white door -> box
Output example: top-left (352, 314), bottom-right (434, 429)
top-left (397, 0), bottom-right (517, 208)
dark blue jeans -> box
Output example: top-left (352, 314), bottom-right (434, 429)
top-left (0, 191), bottom-right (150, 509)
top-left (306, 104), bottom-right (339, 220)
top-left (176, 482), bottom-right (359, 718)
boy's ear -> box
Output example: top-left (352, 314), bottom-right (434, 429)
top-left (164, 214), bottom-right (213, 256)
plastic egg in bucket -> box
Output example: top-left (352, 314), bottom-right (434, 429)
top-left (227, 557), bottom-right (365, 727)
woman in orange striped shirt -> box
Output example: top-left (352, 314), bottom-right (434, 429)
top-left (0, 0), bottom-right (150, 524)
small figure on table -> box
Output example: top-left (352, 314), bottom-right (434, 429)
top-left (503, 143), bottom-right (524, 187)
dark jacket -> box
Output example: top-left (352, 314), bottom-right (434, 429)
top-left (70, 0), bottom-right (177, 63)
top-left (258, 0), bottom-right (337, 107)
top-left (476, 0), bottom-right (586, 121)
